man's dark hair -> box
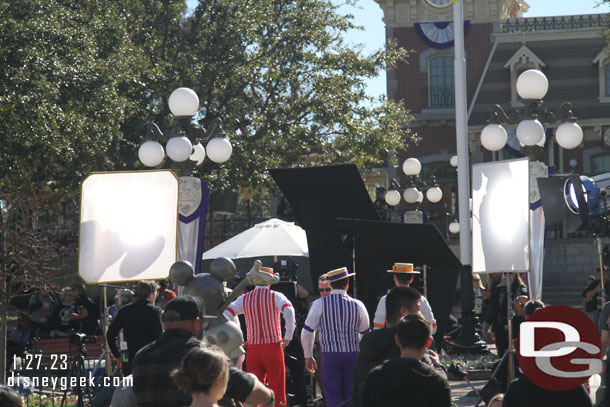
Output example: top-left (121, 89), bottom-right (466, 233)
top-left (71, 283), bottom-right (86, 294)
top-left (386, 286), bottom-right (421, 325)
top-left (524, 299), bottom-right (544, 318)
top-left (159, 280), bottom-right (168, 289)
top-left (394, 273), bottom-right (415, 285)
top-left (135, 281), bottom-right (157, 301)
top-left (330, 278), bottom-right (348, 290)
top-left (0, 387), bottom-right (22, 407)
top-left (396, 314), bottom-right (431, 350)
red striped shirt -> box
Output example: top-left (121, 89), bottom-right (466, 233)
top-left (241, 287), bottom-right (283, 345)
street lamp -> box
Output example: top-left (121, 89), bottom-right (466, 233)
top-left (480, 69), bottom-right (583, 159)
top-left (138, 87), bottom-right (233, 174)
top-left (460, 69), bottom-right (583, 353)
top-left (386, 158), bottom-right (443, 205)
top-left (385, 158), bottom-right (444, 224)
top-left (138, 87), bottom-right (233, 276)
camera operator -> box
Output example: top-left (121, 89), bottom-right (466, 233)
top-left (107, 281), bottom-right (163, 375)
top-left (49, 287), bottom-right (79, 338)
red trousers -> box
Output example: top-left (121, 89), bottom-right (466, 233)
top-left (246, 342), bottom-right (286, 406)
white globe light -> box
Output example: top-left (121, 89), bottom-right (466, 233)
top-left (166, 136), bottom-right (193, 162)
top-left (403, 187), bottom-right (420, 204)
top-left (168, 87), bottom-right (199, 117)
top-left (569, 159), bottom-right (578, 168)
top-left (450, 155), bottom-right (458, 168)
top-left (449, 221), bottom-right (460, 234)
top-left (385, 190), bottom-right (401, 206)
top-left (402, 158), bottom-right (422, 176)
top-left (536, 131), bottom-right (546, 147)
top-left (516, 69), bottom-right (549, 100)
top-left (206, 137), bottom-right (232, 163)
top-left (417, 191), bottom-right (424, 203)
top-left (516, 119), bottom-right (545, 146)
top-left (426, 186), bottom-right (443, 203)
top-left (190, 142), bottom-right (206, 165)
top-left (555, 122), bottom-right (583, 150)
top-left (138, 140), bottom-right (165, 167)
top-left (480, 124), bottom-right (508, 151)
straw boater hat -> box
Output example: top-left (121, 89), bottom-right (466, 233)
top-left (387, 262), bottom-right (420, 274)
top-left (326, 267), bottom-right (355, 282)
top-left (260, 266), bottom-right (275, 275)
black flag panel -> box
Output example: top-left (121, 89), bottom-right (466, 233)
top-left (270, 164), bottom-right (461, 346)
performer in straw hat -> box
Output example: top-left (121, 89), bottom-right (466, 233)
top-left (372, 263), bottom-right (437, 334)
top-left (301, 267), bottom-right (370, 407)
top-left (224, 266), bottom-right (295, 407)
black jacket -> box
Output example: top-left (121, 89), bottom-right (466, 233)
top-left (504, 375), bottom-right (591, 407)
top-left (106, 300), bottom-right (163, 359)
top-left (352, 326), bottom-right (446, 407)
top-left (362, 358), bottom-right (451, 407)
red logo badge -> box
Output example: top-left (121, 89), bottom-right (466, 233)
top-left (515, 305), bottom-right (601, 391)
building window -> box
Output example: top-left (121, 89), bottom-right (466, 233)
top-left (591, 154), bottom-right (610, 175)
top-left (429, 55), bottom-right (454, 108)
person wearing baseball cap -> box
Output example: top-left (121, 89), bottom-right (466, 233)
top-left (301, 267), bottom-right (370, 407)
top-left (132, 295), bottom-right (274, 407)
top-left (223, 266), bottom-right (296, 407)
top-left (107, 281), bottom-right (162, 375)
top-left (372, 263), bottom-right (437, 334)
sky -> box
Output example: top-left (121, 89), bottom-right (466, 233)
top-left (186, 0), bottom-right (610, 99)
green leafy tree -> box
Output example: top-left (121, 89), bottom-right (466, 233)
top-left (112, 0), bottom-right (414, 189)
top-left (184, 0), bottom-right (413, 189)
top-left (0, 0), bottom-right (144, 381)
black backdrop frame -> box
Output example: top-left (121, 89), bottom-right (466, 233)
top-left (270, 164), bottom-right (461, 346)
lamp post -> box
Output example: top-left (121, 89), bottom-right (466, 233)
top-left (138, 87), bottom-right (233, 275)
top-left (477, 69), bottom-right (583, 361)
top-left (480, 69), bottom-right (583, 296)
top-left (385, 158), bottom-right (444, 224)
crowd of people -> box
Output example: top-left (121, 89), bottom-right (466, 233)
top-left (6, 284), bottom-right (100, 366)
top-left (6, 281), bottom-right (176, 372)
top-left (5, 263), bottom-right (600, 407)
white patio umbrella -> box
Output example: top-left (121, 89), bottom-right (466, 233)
top-left (202, 218), bottom-right (308, 260)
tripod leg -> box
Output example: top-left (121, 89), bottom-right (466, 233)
top-left (474, 349), bottom-right (511, 407)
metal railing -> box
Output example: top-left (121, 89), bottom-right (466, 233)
top-left (429, 86), bottom-right (455, 108)
top-left (501, 14), bottom-right (609, 33)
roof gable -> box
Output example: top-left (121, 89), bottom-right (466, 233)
top-left (503, 44), bottom-right (546, 70)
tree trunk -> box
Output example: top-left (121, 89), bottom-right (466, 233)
top-left (0, 279), bottom-right (8, 384)
top-left (0, 201), bottom-right (7, 383)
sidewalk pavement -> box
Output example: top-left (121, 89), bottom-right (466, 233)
top-left (450, 379), bottom-right (488, 407)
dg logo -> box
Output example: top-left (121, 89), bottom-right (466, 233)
top-left (516, 305), bottom-right (602, 391)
